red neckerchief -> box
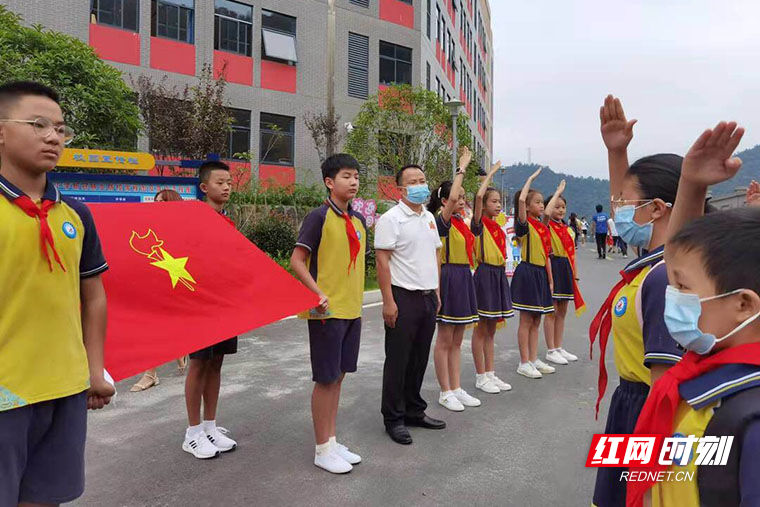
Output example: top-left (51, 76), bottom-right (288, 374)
top-left (588, 266), bottom-right (644, 418)
top-left (626, 343), bottom-right (760, 507)
top-left (327, 200), bottom-right (360, 273)
top-left (451, 214), bottom-right (476, 267)
top-left (12, 195), bottom-right (66, 272)
top-left (527, 217), bottom-right (552, 258)
top-left (548, 220), bottom-right (586, 316)
top-left (482, 215), bottom-right (506, 258)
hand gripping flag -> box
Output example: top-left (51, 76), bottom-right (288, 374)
top-left (89, 201), bottom-right (320, 381)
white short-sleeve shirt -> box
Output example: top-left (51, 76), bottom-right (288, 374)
top-left (374, 200), bottom-right (442, 291)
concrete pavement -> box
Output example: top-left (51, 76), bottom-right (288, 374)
top-left (73, 245), bottom-right (628, 507)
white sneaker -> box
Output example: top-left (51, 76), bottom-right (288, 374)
top-left (438, 391), bottom-right (465, 411)
top-left (475, 375), bottom-right (501, 394)
top-left (546, 349), bottom-right (569, 365)
top-left (206, 426), bottom-right (237, 452)
top-left (453, 388), bottom-right (482, 407)
top-left (487, 372), bottom-right (512, 391)
top-left (533, 359), bottom-right (556, 374)
top-left (558, 348), bottom-right (579, 362)
top-left (315, 450), bottom-right (353, 474)
top-left (183, 431), bottom-right (220, 459)
top-left (334, 443), bottom-right (361, 465)
top-left (517, 362), bottom-right (542, 379)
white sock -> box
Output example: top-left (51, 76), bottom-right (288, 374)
top-left (186, 424), bottom-right (203, 439)
top-left (486, 371), bottom-right (495, 378)
top-left (476, 373), bottom-right (488, 382)
top-left (315, 442), bottom-right (331, 456)
top-left (441, 390), bottom-right (452, 398)
top-left (202, 420), bottom-right (216, 433)
top-left (329, 436), bottom-right (337, 447)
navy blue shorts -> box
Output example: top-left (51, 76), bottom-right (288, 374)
top-left (308, 318), bottom-right (361, 384)
top-left (0, 391), bottom-right (87, 505)
top-left (189, 337), bottom-right (238, 360)
top-left (592, 379), bottom-right (650, 507)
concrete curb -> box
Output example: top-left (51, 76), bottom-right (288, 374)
top-left (362, 289), bottom-right (382, 305)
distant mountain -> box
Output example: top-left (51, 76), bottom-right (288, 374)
top-left (710, 144), bottom-right (760, 198)
top-left (492, 163), bottom-right (609, 220)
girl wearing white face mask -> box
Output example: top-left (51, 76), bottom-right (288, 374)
top-left (591, 96), bottom-right (700, 507)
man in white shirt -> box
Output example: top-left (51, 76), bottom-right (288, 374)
top-left (607, 216), bottom-right (618, 254)
top-left (374, 164), bottom-right (446, 445)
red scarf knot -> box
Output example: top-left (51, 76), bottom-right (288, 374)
top-left (451, 215), bottom-right (476, 267)
top-left (482, 216), bottom-right (507, 259)
top-left (12, 195), bottom-right (66, 272)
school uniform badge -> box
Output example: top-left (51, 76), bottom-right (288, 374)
top-left (614, 296), bottom-right (627, 316)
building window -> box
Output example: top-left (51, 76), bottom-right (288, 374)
top-left (223, 108), bottom-right (251, 159)
top-left (426, 62), bottom-right (431, 91)
top-left (436, 4), bottom-right (442, 42)
top-left (151, 0), bottom-right (195, 43)
top-left (349, 0), bottom-right (370, 6)
top-left (348, 32), bottom-right (369, 99)
top-left (214, 0), bottom-right (252, 56)
top-left (379, 41), bottom-right (412, 86)
top-left (91, 0), bottom-right (139, 31)
top-left (435, 77), bottom-right (441, 97)
top-left (426, 0), bottom-right (431, 39)
top-left (260, 113), bottom-right (295, 166)
top-left (261, 10), bottom-right (297, 64)
top-left (397, 0), bottom-right (413, 4)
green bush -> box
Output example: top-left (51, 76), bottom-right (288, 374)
top-left (230, 182), bottom-right (327, 208)
top-left (246, 212), bottom-right (297, 259)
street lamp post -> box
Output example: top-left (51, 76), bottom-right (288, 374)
top-left (444, 100), bottom-right (465, 179)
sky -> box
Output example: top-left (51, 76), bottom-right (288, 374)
top-left (490, 0), bottom-right (760, 179)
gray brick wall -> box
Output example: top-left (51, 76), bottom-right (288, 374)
top-left (5, 0), bottom-right (492, 183)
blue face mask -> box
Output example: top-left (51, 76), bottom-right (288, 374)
top-left (405, 184), bottom-right (431, 204)
top-left (664, 286), bottom-right (760, 354)
top-left (614, 203), bottom-right (654, 248)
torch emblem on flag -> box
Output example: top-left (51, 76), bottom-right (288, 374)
top-left (129, 229), bottom-right (196, 291)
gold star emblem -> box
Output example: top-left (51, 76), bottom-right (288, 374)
top-left (150, 248), bottom-right (196, 290)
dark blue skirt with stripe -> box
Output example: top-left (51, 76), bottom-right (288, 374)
top-left (592, 379), bottom-right (650, 507)
top-left (437, 263), bottom-right (479, 325)
top-left (510, 262), bottom-right (554, 314)
top-left (474, 263), bottom-right (514, 319)
top-left (551, 256), bottom-right (575, 301)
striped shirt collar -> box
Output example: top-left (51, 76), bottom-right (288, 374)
top-left (679, 363), bottom-right (760, 410)
top-left (326, 196), bottom-right (351, 216)
top-left (623, 245), bottom-right (664, 273)
top-left (0, 173), bottom-right (60, 203)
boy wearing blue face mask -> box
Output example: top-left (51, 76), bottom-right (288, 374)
top-left (626, 122), bottom-right (760, 507)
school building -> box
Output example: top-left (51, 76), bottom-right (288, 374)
top-left (7, 0), bottom-right (494, 187)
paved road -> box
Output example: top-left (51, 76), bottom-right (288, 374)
top-left (73, 245), bottom-right (628, 507)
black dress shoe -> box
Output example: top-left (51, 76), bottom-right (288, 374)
top-left (386, 425), bottom-right (413, 445)
top-left (404, 415), bottom-right (446, 430)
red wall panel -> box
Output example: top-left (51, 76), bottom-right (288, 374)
top-left (150, 36), bottom-right (195, 76)
top-left (379, 0), bottom-right (414, 29)
top-left (259, 164), bottom-right (295, 189)
top-left (89, 23), bottom-right (140, 66)
top-left (260, 60), bottom-right (297, 94)
top-left (213, 50), bottom-right (253, 86)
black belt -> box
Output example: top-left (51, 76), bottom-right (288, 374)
top-left (393, 286), bottom-right (434, 295)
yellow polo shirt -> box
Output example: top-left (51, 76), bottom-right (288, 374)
top-left (295, 198), bottom-right (366, 320)
top-left (0, 174), bottom-right (108, 411)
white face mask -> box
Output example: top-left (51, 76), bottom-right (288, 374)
top-left (664, 286), bottom-right (760, 354)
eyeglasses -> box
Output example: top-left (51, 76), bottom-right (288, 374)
top-left (0, 117), bottom-right (75, 145)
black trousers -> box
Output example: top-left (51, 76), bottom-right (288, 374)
top-left (381, 285), bottom-right (438, 427)
top-left (595, 233), bottom-right (607, 258)
top-left (616, 237), bottom-right (628, 256)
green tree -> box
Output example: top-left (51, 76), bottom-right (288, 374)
top-left (344, 85), bottom-right (479, 199)
top-left (0, 5), bottom-right (140, 150)
top-left (133, 64), bottom-right (232, 175)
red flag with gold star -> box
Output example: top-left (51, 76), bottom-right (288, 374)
top-left (89, 201), bottom-right (320, 381)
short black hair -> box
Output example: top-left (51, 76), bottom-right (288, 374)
top-left (670, 207), bottom-right (760, 295)
top-left (396, 164), bottom-right (423, 186)
top-left (198, 161), bottom-right (230, 184)
top-left (428, 180), bottom-right (453, 214)
top-left (321, 153), bottom-right (359, 181)
top-left (0, 81), bottom-right (60, 115)
top-left (596, 204), bottom-right (603, 212)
